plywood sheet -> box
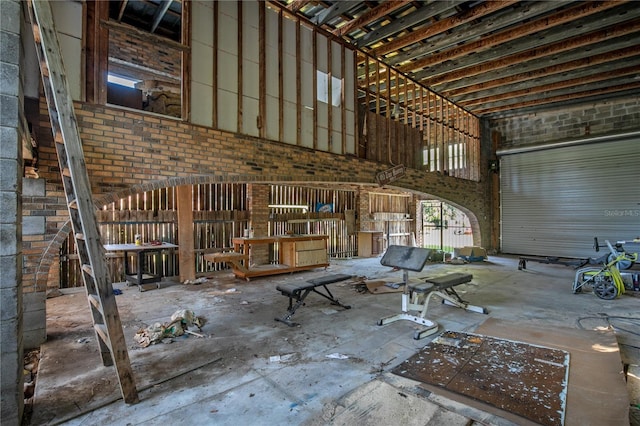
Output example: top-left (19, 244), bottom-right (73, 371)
top-left (392, 330), bottom-right (569, 426)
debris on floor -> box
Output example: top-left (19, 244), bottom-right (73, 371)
top-left (183, 277), bottom-right (209, 285)
top-left (134, 309), bottom-right (206, 347)
top-left (350, 276), bottom-right (405, 294)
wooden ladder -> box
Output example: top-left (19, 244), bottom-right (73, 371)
top-left (27, 0), bottom-right (139, 404)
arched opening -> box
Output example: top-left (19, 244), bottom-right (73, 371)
top-left (421, 200), bottom-right (474, 253)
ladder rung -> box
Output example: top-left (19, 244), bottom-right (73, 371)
top-left (62, 167), bottom-right (71, 177)
top-left (94, 324), bottom-right (111, 350)
top-left (87, 294), bottom-right (103, 315)
top-left (75, 232), bottom-right (85, 240)
top-left (68, 199), bottom-right (78, 209)
top-left (81, 264), bottom-right (94, 277)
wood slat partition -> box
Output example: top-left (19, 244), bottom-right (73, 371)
top-left (356, 52), bottom-right (481, 181)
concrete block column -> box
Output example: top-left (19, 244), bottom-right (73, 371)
top-left (0, 0), bottom-right (25, 423)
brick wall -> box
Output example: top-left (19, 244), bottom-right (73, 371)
top-left (108, 28), bottom-right (181, 80)
top-left (489, 96), bottom-right (640, 148)
top-left (26, 101), bottom-right (492, 302)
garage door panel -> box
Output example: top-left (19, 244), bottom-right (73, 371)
top-left (500, 137), bottom-right (640, 258)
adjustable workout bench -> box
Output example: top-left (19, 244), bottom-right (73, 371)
top-left (275, 274), bottom-right (352, 327)
top-left (377, 246), bottom-right (487, 340)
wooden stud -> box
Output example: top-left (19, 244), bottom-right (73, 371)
top-left (327, 39), bottom-right (332, 151)
top-left (237, 1), bottom-right (243, 133)
top-left (259, 1), bottom-right (266, 139)
top-left (313, 28), bottom-right (318, 150)
top-left (212, 1), bottom-right (218, 128)
top-left (181, 0), bottom-right (191, 121)
top-left (342, 44), bottom-right (347, 154)
top-left (278, 9), bottom-right (284, 142)
top-left (296, 19), bottom-right (301, 145)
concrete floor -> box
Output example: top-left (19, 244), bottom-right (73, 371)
top-left (30, 255), bottom-right (639, 425)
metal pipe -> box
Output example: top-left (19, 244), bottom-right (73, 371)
top-left (496, 131), bottom-right (640, 156)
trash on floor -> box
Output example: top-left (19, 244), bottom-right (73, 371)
top-left (134, 309), bottom-right (206, 347)
top-left (183, 277), bottom-right (209, 285)
top-left (365, 280), bottom-right (405, 294)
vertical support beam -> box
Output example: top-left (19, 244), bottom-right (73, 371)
top-left (375, 60), bottom-right (380, 115)
top-left (181, 0), bottom-right (191, 121)
top-left (341, 44), bottom-right (346, 154)
top-left (85, 0), bottom-right (108, 104)
top-left (327, 39), bottom-right (332, 151)
top-left (212, 1), bottom-right (218, 128)
top-left (237, 1), bottom-right (243, 133)
top-left (177, 185), bottom-right (195, 282)
top-left (258, 1), bottom-right (266, 139)
top-left (278, 9), bottom-right (284, 142)
top-left (295, 19), bottom-right (301, 145)
top-left (354, 50), bottom-right (360, 157)
top-left (312, 29), bottom-right (318, 149)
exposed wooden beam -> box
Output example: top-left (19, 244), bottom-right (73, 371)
top-left (399, 0), bottom-right (625, 74)
top-left (354, 1), bottom-right (459, 48)
top-left (181, 0), bottom-right (190, 121)
top-left (460, 64), bottom-right (640, 108)
top-left (411, 2), bottom-right (639, 81)
top-left (287, 0), bottom-right (312, 13)
top-left (259, 1), bottom-right (266, 139)
top-left (116, 0), bottom-right (128, 22)
top-left (150, 0), bottom-right (172, 33)
top-left (212, 1), bottom-right (218, 128)
top-left (333, 0), bottom-right (411, 37)
top-left (448, 47), bottom-right (640, 101)
top-left (372, 1), bottom-right (517, 57)
top-left (422, 18), bottom-right (640, 88)
top-left (237, 1), bottom-right (243, 133)
top-left (278, 9), bottom-right (284, 142)
top-left (387, 0), bottom-right (564, 67)
top-left (474, 81), bottom-right (640, 115)
top-left (312, 0), bottom-right (356, 26)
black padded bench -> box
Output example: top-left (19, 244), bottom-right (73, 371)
top-left (411, 272), bottom-right (476, 305)
top-left (379, 271), bottom-right (487, 340)
top-left (275, 274), bottom-right (352, 326)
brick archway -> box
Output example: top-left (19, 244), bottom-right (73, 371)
top-left (35, 175), bottom-right (485, 292)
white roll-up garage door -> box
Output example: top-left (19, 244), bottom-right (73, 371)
top-left (499, 133), bottom-right (640, 258)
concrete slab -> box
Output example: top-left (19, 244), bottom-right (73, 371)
top-left (29, 255), bottom-right (640, 425)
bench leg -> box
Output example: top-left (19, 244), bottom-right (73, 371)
top-left (275, 284), bottom-right (351, 327)
top-left (439, 287), bottom-right (488, 314)
top-left (378, 292), bottom-right (438, 340)
top-left (311, 284), bottom-right (351, 310)
top-left (275, 289), bottom-right (312, 327)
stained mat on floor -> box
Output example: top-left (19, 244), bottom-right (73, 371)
top-left (391, 330), bottom-right (569, 426)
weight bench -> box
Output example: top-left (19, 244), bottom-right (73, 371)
top-left (377, 246), bottom-right (487, 340)
top-left (275, 274), bottom-right (352, 327)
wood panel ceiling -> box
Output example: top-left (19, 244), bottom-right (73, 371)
top-left (281, 0), bottom-right (640, 118)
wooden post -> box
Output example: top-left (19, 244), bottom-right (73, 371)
top-left (177, 185), bottom-right (195, 282)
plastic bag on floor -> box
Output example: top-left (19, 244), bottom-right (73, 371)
top-left (134, 309), bottom-right (204, 347)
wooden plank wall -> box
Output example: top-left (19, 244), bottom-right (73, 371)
top-left (356, 52), bottom-right (481, 181)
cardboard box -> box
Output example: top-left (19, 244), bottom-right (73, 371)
top-left (458, 246), bottom-right (487, 262)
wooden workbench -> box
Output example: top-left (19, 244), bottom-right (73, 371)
top-left (204, 235), bottom-right (329, 280)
